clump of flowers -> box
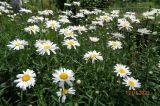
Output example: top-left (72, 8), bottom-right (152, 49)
top-left (4, 2), bottom-right (159, 104)
top-left (52, 68), bottom-right (76, 103)
top-left (142, 8), bottom-right (160, 20)
top-left (114, 64), bottom-right (141, 90)
top-left (124, 12), bottom-right (140, 23)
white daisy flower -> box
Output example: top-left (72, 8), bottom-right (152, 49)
top-left (114, 64), bottom-right (131, 78)
top-left (84, 50), bottom-right (103, 63)
top-left (92, 20), bottom-right (104, 26)
top-left (131, 17), bottom-right (140, 23)
top-left (27, 16), bottom-right (44, 23)
top-left (62, 10), bottom-right (73, 16)
top-left (93, 8), bottom-right (102, 15)
top-left (111, 33), bottom-right (124, 39)
top-left (34, 39), bottom-right (49, 48)
top-left (24, 25), bottom-right (40, 34)
top-left (59, 28), bottom-right (77, 39)
top-left (142, 11), bottom-right (155, 20)
top-left (111, 10), bottom-right (119, 18)
top-left (89, 37), bottom-right (99, 42)
top-left (35, 40), bottom-right (59, 55)
top-left (38, 10), bottom-right (53, 16)
top-left (118, 19), bottom-right (133, 31)
top-left (73, 1), bottom-right (80, 6)
top-left (19, 8), bottom-right (32, 13)
top-left (123, 77), bottom-right (141, 90)
top-left (56, 87), bottom-right (75, 103)
top-left (137, 28), bottom-right (151, 35)
top-left (14, 69), bottom-right (36, 91)
top-left (52, 68), bottom-right (75, 88)
top-left (72, 13), bottom-right (84, 18)
top-left (88, 25), bottom-right (96, 30)
top-left (59, 17), bottom-right (70, 24)
top-left (46, 20), bottom-right (60, 31)
top-left (63, 39), bottom-right (80, 49)
top-left (108, 41), bottom-right (122, 50)
top-left (64, 3), bottom-right (72, 6)
top-left (74, 25), bottom-right (87, 34)
top-left (7, 39), bottom-right (28, 50)
top-left (80, 9), bottom-right (91, 15)
top-left (99, 15), bottom-right (113, 22)
top-left (124, 12), bottom-right (136, 20)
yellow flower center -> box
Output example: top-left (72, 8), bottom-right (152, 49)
top-left (67, 41), bottom-right (75, 45)
top-left (67, 31), bottom-right (73, 36)
top-left (59, 73), bottom-right (68, 80)
top-left (103, 16), bottom-right (109, 20)
top-left (22, 74), bottom-right (30, 82)
top-left (112, 42), bottom-right (118, 46)
top-left (124, 22), bottom-right (129, 28)
top-left (119, 68), bottom-right (125, 74)
top-left (29, 26), bottom-right (35, 31)
top-left (50, 22), bottom-right (55, 27)
top-left (128, 81), bottom-right (135, 86)
top-left (15, 42), bottom-right (21, 46)
top-left (44, 45), bottom-right (51, 49)
top-left (62, 89), bottom-right (68, 95)
top-left (90, 53), bottom-right (96, 59)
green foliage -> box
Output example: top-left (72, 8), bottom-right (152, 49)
top-left (67, 0), bottom-right (112, 9)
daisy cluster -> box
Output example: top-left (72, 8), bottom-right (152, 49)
top-left (4, 0), bottom-right (160, 104)
top-left (114, 64), bottom-right (141, 90)
top-left (0, 1), bottom-right (32, 20)
top-left (0, 1), bottom-right (12, 14)
top-left (143, 8), bottom-right (160, 20)
top-left (14, 68), bottom-right (76, 103)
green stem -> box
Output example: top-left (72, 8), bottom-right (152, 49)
top-left (20, 91), bottom-right (23, 104)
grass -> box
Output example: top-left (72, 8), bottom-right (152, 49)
top-left (0, 1), bottom-right (160, 106)
top-left (110, 1), bottom-right (160, 13)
